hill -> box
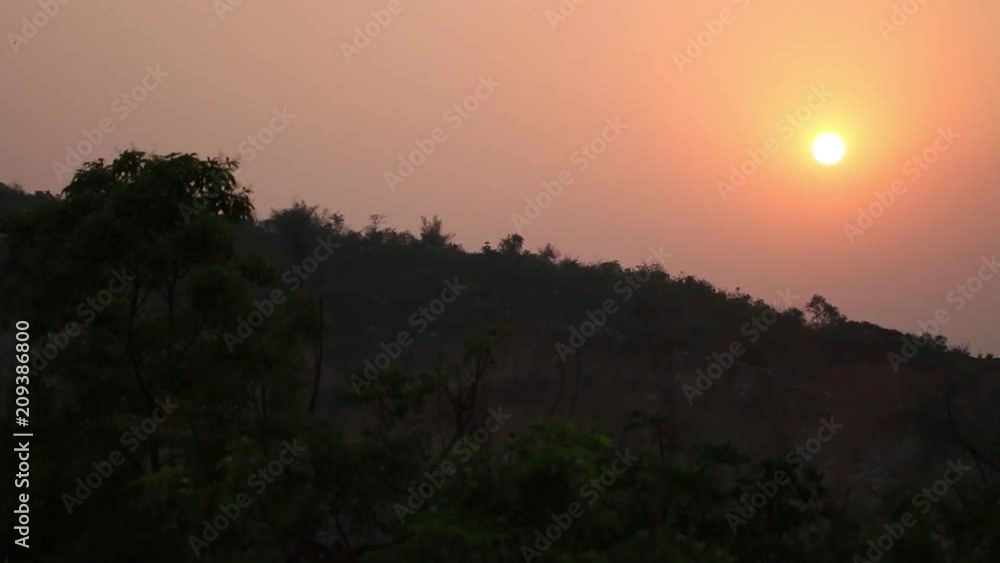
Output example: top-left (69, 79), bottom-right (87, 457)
top-left (1, 152), bottom-right (997, 562)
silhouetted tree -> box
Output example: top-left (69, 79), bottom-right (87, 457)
top-left (498, 233), bottom-right (525, 255)
top-left (538, 243), bottom-right (561, 262)
top-left (805, 294), bottom-right (847, 326)
top-left (418, 214), bottom-right (453, 248)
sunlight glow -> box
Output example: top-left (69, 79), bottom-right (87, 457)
top-left (812, 133), bottom-right (846, 165)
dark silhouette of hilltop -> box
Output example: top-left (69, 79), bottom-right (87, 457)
top-left (1, 156), bottom-right (997, 562)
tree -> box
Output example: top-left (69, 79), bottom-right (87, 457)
top-left (0, 181), bottom-right (57, 219)
top-left (498, 233), bottom-right (525, 255)
top-left (419, 215), bottom-right (454, 248)
top-left (262, 201), bottom-right (345, 413)
top-left (538, 243), bottom-right (561, 263)
top-left (805, 294), bottom-right (846, 326)
top-left (2, 151), bottom-right (313, 561)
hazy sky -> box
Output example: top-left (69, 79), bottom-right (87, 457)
top-left (4, 0), bottom-right (998, 353)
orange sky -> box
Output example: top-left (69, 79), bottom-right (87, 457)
top-left (4, 0), bottom-right (998, 353)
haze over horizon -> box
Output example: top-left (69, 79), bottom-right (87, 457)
top-left (5, 0), bottom-right (998, 353)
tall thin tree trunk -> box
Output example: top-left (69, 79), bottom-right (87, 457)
top-left (308, 295), bottom-right (325, 414)
top-left (569, 349), bottom-right (582, 420)
top-left (126, 285), bottom-right (160, 472)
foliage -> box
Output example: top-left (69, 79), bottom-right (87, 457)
top-left (1, 152), bottom-right (996, 561)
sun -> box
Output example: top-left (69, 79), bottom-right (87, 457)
top-left (812, 133), bottom-right (846, 165)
